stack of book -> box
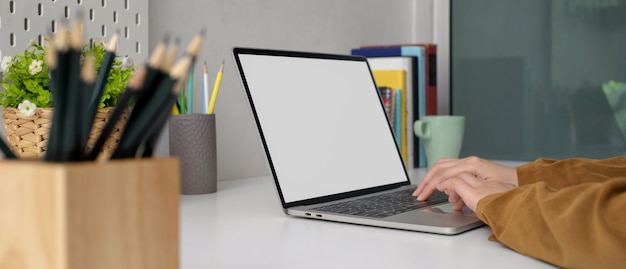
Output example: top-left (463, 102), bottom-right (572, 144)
top-left (351, 44), bottom-right (437, 169)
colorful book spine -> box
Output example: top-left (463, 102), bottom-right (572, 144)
top-left (371, 69), bottom-right (408, 166)
top-left (394, 88), bottom-right (402, 148)
top-left (353, 44), bottom-right (437, 115)
top-left (353, 46), bottom-right (427, 167)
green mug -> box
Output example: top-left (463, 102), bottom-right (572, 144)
top-left (414, 115), bottom-right (465, 168)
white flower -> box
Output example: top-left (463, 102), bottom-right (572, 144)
top-left (0, 56), bottom-right (12, 73)
top-left (29, 59), bottom-right (43, 75)
top-left (122, 56), bottom-right (134, 70)
top-left (18, 100), bottom-right (37, 117)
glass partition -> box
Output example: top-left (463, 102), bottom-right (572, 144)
top-left (451, 0), bottom-right (626, 160)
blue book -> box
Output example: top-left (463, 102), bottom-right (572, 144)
top-left (394, 88), bottom-right (402, 147)
top-left (352, 46), bottom-right (427, 168)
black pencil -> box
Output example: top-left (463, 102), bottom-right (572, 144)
top-left (163, 37), bottom-right (180, 72)
top-left (140, 32), bottom-right (202, 156)
top-left (141, 66), bottom-right (189, 157)
top-left (87, 67), bottom-right (146, 160)
top-left (0, 137), bottom-right (18, 159)
top-left (126, 36), bottom-right (169, 124)
top-left (112, 55), bottom-right (192, 159)
top-left (57, 17), bottom-right (84, 161)
top-left (77, 54), bottom-right (97, 158)
top-left (84, 33), bottom-right (119, 143)
top-left (139, 39), bottom-right (180, 157)
top-left (112, 75), bottom-right (176, 158)
top-left (45, 24), bottom-right (71, 162)
top-left (107, 36), bottom-right (169, 157)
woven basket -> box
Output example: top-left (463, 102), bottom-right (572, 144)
top-left (2, 107), bottom-right (128, 158)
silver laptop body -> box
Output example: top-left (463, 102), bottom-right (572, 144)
top-left (233, 47), bottom-right (484, 235)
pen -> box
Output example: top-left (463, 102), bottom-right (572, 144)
top-left (207, 61), bottom-right (224, 114)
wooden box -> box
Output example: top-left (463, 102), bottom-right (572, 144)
top-left (0, 158), bottom-right (180, 269)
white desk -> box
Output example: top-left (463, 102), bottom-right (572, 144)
top-left (180, 164), bottom-right (555, 269)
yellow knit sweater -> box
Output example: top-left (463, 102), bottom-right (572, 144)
top-left (476, 157), bottom-right (626, 269)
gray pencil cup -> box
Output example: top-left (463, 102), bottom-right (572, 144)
top-left (169, 113), bottom-right (217, 194)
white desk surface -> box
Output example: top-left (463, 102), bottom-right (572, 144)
top-left (180, 163), bottom-right (555, 269)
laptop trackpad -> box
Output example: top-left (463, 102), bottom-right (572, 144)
top-left (420, 203), bottom-right (476, 217)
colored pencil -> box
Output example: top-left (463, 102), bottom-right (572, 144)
top-left (207, 61), bottom-right (224, 114)
top-left (186, 63), bottom-right (194, 114)
top-left (203, 61), bottom-right (209, 114)
top-left (183, 30), bottom-right (205, 114)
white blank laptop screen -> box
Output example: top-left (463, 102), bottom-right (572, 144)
top-left (238, 53), bottom-right (408, 203)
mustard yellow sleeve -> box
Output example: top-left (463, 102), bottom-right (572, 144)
top-left (517, 156), bottom-right (626, 188)
top-left (475, 177), bottom-right (626, 268)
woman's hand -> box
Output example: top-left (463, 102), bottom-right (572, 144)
top-left (434, 172), bottom-right (517, 211)
top-left (413, 156), bottom-right (519, 210)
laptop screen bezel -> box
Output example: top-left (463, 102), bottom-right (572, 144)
top-left (232, 47), bottom-right (412, 209)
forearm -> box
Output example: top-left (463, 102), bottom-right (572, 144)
top-left (476, 178), bottom-right (626, 269)
top-left (517, 156), bottom-right (626, 188)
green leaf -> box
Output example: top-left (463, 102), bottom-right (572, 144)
top-left (1, 39), bottom-right (135, 108)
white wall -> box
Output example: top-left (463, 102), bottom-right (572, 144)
top-left (149, 0), bottom-right (445, 181)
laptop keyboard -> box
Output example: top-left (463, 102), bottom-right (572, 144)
top-left (311, 189), bottom-right (448, 218)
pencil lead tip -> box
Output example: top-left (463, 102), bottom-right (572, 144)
top-left (198, 28), bottom-right (207, 37)
top-left (75, 9), bottom-right (85, 20)
top-left (162, 33), bottom-right (171, 44)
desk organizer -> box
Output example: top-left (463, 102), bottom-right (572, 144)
top-left (0, 158), bottom-right (180, 269)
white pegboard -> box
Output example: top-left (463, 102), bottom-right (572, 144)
top-left (0, 0), bottom-right (149, 64)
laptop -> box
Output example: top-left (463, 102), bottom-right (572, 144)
top-left (233, 47), bottom-right (484, 235)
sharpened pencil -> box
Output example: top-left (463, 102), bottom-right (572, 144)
top-left (85, 32), bottom-right (119, 143)
top-left (142, 54), bottom-right (197, 156)
top-left (183, 30), bottom-right (205, 114)
top-left (87, 67), bottom-right (147, 160)
top-left (132, 35), bottom-right (168, 116)
top-left (60, 17), bottom-right (85, 161)
top-left (45, 24), bottom-right (71, 162)
top-left (207, 61), bottom-right (224, 114)
top-left (113, 55), bottom-right (192, 159)
top-left (203, 61), bottom-right (209, 114)
top-left (163, 37), bottom-right (180, 72)
top-left (78, 54), bottom-right (97, 157)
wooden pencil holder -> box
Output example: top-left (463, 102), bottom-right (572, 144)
top-left (0, 158), bottom-right (181, 269)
